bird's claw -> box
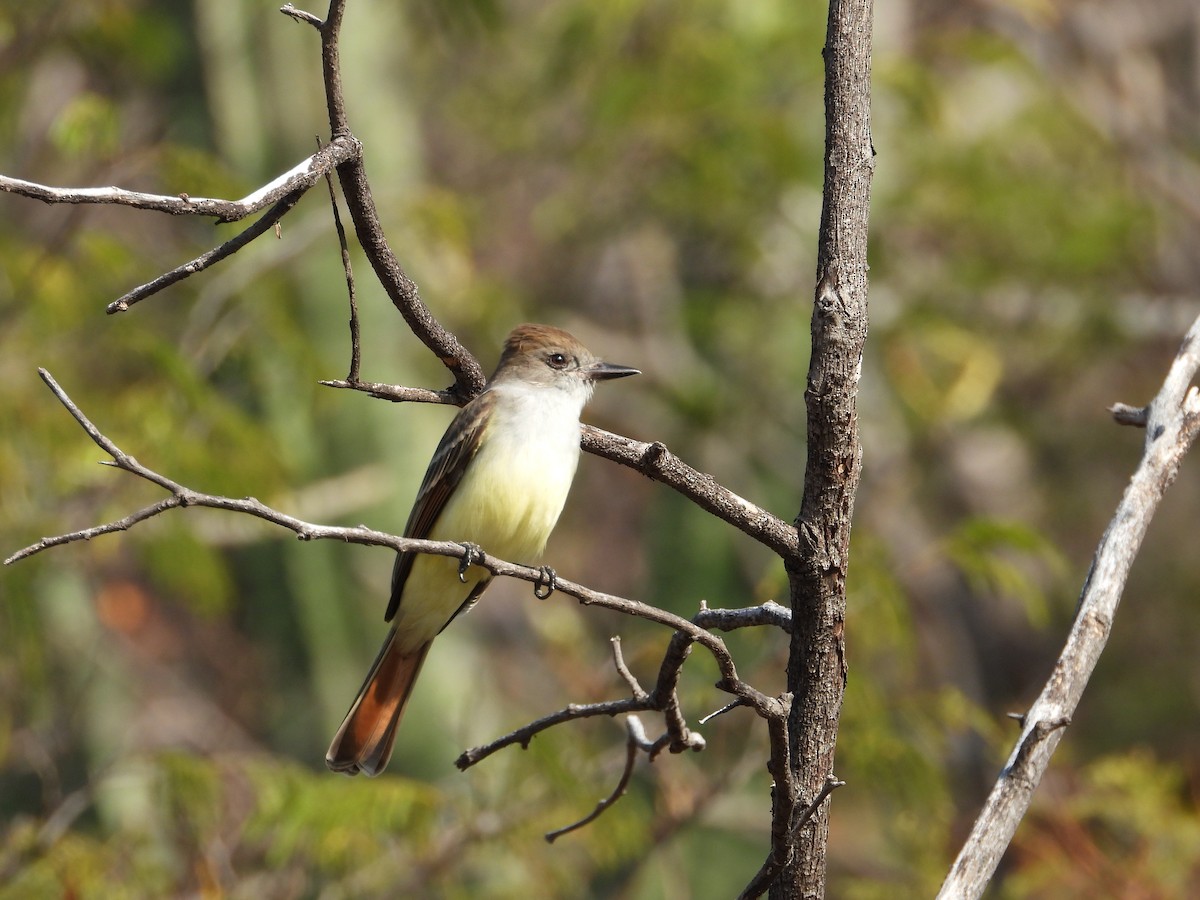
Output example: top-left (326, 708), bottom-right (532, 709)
top-left (458, 543), bottom-right (484, 583)
top-left (534, 566), bottom-right (557, 600)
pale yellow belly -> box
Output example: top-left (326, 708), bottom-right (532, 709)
top-left (392, 411), bottom-right (581, 653)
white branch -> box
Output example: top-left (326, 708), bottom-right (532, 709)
top-left (0, 137), bottom-right (360, 223)
top-left (938, 312), bottom-right (1200, 899)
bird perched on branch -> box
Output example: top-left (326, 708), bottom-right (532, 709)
top-left (327, 323), bottom-right (639, 776)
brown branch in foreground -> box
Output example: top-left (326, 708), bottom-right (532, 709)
top-left (938, 312), bottom-right (1200, 899)
top-left (780, 0), bottom-right (875, 894)
top-left (0, 137), bottom-right (359, 224)
top-left (584, 431), bottom-right (801, 560)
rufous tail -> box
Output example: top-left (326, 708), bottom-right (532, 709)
top-left (326, 630), bottom-right (430, 776)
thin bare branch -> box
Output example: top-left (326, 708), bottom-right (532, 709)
top-left (610, 637), bottom-right (648, 700)
top-left (791, 775), bottom-right (846, 837)
top-left (107, 188), bottom-right (306, 313)
top-left (698, 699), bottom-right (749, 725)
top-left (582, 429), bottom-right (800, 560)
top-left (938, 312), bottom-right (1200, 899)
top-left (319, 378), bottom-right (459, 406)
top-left (5, 496), bottom-right (183, 565)
top-left (544, 715), bottom-right (648, 843)
top-left (279, 2), bottom-right (323, 29)
top-left (456, 697), bottom-right (654, 770)
top-left (0, 138), bottom-right (359, 224)
top-left (316, 135), bottom-right (361, 383)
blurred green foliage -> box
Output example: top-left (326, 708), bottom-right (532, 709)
top-left (2, 0), bottom-right (1200, 897)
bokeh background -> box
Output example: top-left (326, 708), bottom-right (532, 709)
top-left (3, 1), bottom-right (1200, 897)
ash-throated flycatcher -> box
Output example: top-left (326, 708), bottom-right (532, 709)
top-left (326, 324), bottom-right (639, 776)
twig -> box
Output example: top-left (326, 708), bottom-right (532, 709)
top-left (279, 2), bottom-right (323, 29)
top-left (5, 496), bottom-right (184, 564)
top-left (610, 637), bottom-right (648, 700)
top-left (791, 775), bottom-right (846, 836)
top-left (318, 378), bottom-right (459, 406)
top-left (0, 137), bottom-right (359, 224)
top-left (1109, 402), bottom-right (1148, 427)
top-left (456, 697), bottom-right (655, 769)
top-left (695, 600), bottom-right (793, 634)
top-left (107, 188), bottom-right (306, 313)
top-left (458, 600), bottom-right (794, 772)
top-left (698, 699), bottom-right (748, 725)
top-left (316, 135), bottom-right (361, 383)
top-left (544, 715), bottom-right (650, 843)
top-left (938, 312), bottom-right (1200, 899)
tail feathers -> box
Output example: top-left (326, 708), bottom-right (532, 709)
top-left (326, 631), bottom-right (430, 777)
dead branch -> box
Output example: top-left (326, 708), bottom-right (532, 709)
top-left (938, 312), bottom-right (1200, 899)
top-left (108, 189), bottom-right (304, 313)
top-left (777, 0), bottom-right (875, 893)
top-left (544, 715), bottom-right (656, 844)
top-left (0, 137), bottom-right (359, 224)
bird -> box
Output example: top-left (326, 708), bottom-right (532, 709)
top-left (326, 323), bottom-right (639, 776)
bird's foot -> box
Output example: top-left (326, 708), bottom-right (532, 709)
top-left (458, 542), bottom-right (484, 583)
top-left (534, 566), bottom-right (557, 600)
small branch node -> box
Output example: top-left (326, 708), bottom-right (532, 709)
top-left (279, 3), bottom-right (324, 29)
top-left (699, 698), bottom-right (748, 725)
top-left (1110, 402), bottom-right (1149, 427)
top-left (790, 776), bottom-right (846, 837)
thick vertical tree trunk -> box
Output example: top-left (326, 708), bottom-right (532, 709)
top-left (774, 1), bottom-right (874, 897)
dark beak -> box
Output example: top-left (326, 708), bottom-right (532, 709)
top-left (586, 360), bottom-right (641, 381)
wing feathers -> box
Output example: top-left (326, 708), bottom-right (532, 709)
top-left (386, 392), bottom-right (493, 622)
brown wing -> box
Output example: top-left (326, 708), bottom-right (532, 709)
top-left (385, 391), bottom-right (494, 622)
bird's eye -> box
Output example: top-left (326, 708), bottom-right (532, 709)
top-left (547, 352), bottom-right (568, 369)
